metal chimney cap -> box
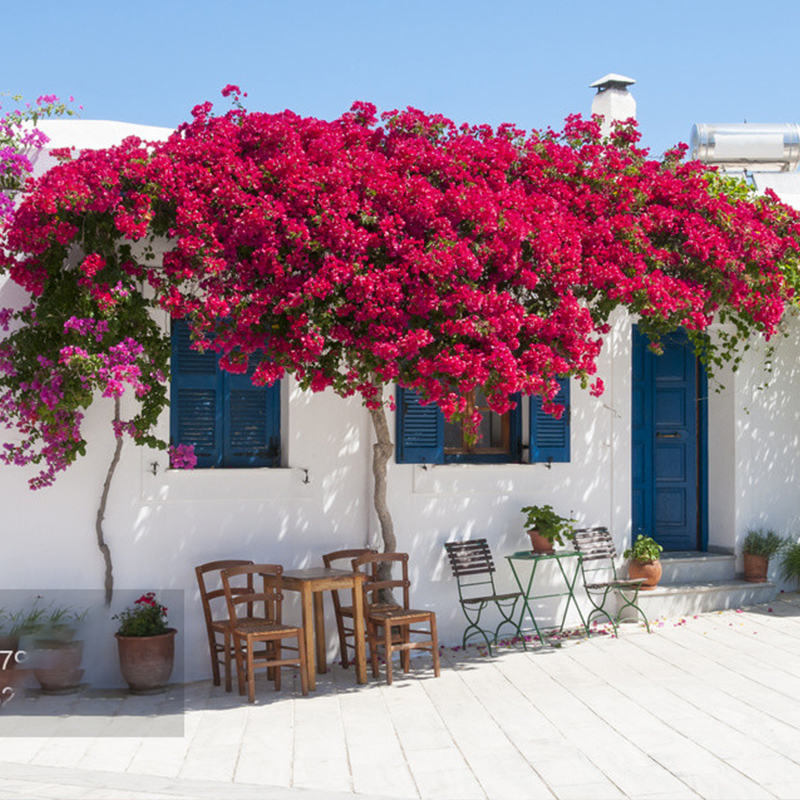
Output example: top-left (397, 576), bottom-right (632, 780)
top-left (590, 73), bottom-right (636, 92)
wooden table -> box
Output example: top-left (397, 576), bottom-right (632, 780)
top-left (281, 567), bottom-right (367, 690)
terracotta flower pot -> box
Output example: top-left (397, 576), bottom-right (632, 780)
top-left (743, 554), bottom-right (769, 583)
top-left (628, 559), bottom-right (662, 590)
top-left (33, 639), bottom-right (84, 694)
top-left (527, 529), bottom-right (554, 554)
top-left (115, 629), bottom-right (177, 693)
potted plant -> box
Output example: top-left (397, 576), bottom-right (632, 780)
top-left (779, 539), bottom-right (800, 589)
top-left (624, 535), bottom-right (664, 590)
top-left (742, 528), bottom-right (784, 583)
top-left (113, 592), bottom-right (176, 693)
top-left (521, 504), bottom-right (576, 553)
top-left (30, 605), bottom-right (88, 694)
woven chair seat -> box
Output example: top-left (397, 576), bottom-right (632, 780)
top-left (210, 615), bottom-right (265, 633)
top-left (368, 607), bottom-right (433, 623)
top-left (229, 619), bottom-right (301, 636)
top-left (339, 601), bottom-right (400, 617)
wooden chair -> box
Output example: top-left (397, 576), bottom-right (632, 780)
top-left (221, 564), bottom-right (309, 702)
top-left (321, 548), bottom-right (376, 668)
top-left (351, 552), bottom-right (441, 685)
top-left (195, 559), bottom-right (254, 691)
top-left (572, 527), bottom-right (650, 635)
top-left (443, 539), bottom-right (523, 655)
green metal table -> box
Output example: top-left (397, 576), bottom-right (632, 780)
top-left (505, 550), bottom-right (589, 645)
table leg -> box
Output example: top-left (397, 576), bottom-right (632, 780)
top-left (313, 590), bottom-right (326, 674)
top-left (560, 557), bottom-right (589, 635)
top-left (508, 559), bottom-right (543, 646)
top-left (352, 577), bottom-right (367, 684)
top-left (300, 584), bottom-right (316, 691)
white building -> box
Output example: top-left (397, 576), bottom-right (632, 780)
top-left (2, 80), bottom-right (799, 688)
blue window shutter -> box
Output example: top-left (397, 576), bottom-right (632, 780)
top-left (396, 387), bottom-right (444, 464)
top-left (171, 320), bottom-right (223, 468)
top-left (529, 378), bottom-right (571, 463)
top-left (224, 366), bottom-right (281, 468)
top-left (171, 322), bottom-right (281, 469)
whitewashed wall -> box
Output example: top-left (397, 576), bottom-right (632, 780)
top-left (2, 120), bottom-right (800, 687)
top-left (718, 312), bottom-right (800, 577)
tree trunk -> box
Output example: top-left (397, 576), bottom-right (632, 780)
top-left (369, 404), bottom-right (396, 553)
top-left (96, 397), bottom-right (122, 606)
top-left (369, 404), bottom-right (397, 601)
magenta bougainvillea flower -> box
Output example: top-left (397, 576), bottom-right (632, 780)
top-left (1, 90), bottom-right (799, 488)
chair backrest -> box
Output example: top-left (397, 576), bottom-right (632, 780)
top-left (572, 527), bottom-right (620, 579)
top-left (221, 564), bottom-right (284, 625)
top-left (322, 548), bottom-right (377, 570)
top-left (443, 540), bottom-right (498, 599)
top-left (195, 559), bottom-right (255, 628)
top-left (322, 548), bottom-right (376, 614)
top-left (351, 552), bottom-right (410, 611)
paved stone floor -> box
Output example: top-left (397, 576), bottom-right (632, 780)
top-left (2, 594), bottom-right (800, 799)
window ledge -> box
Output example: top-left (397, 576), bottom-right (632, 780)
top-left (411, 462), bottom-right (549, 496)
top-left (141, 465), bottom-right (313, 504)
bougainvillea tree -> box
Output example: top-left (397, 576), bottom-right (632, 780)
top-left (2, 86), bottom-right (800, 595)
top-left (1, 93), bottom-right (77, 228)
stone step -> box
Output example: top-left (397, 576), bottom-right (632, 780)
top-left (657, 551), bottom-right (736, 584)
top-left (617, 579), bottom-right (777, 621)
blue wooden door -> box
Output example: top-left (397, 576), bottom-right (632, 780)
top-left (632, 328), bottom-right (702, 551)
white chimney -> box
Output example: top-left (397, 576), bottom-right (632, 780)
top-left (590, 73), bottom-right (636, 138)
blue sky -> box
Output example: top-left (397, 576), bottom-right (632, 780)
top-left (4, 1), bottom-right (800, 158)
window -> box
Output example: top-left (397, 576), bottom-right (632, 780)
top-left (444, 388), bottom-right (519, 461)
top-left (396, 379), bottom-right (570, 465)
top-left (170, 320), bottom-right (281, 468)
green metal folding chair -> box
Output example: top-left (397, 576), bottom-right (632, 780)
top-left (444, 539), bottom-right (523, 655)
top-left (572, 527), bottom-right (650, 634)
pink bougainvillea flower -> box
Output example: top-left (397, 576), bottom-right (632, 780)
top-left (0, 91), bottom-right (799, 493)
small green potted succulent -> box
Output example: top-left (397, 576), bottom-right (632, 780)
top-left (521, 504), bottom-right (576, 553)
top-left (742, 528), bottom-right (785, 583)
top-left (624, 535), bottom-right (664, 590)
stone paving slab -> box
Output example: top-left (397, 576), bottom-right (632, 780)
top-left (2, 594), bottom-right (800, 799)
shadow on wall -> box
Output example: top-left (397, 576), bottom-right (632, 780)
top-left (392, 388), bottom-right (619, 639)
top-left (123, 391), bottom-right (372, 684)
top-left (736, 318), bottom-right (800, 572)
